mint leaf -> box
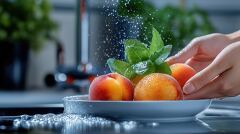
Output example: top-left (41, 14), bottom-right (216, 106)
top-left (133, 60), bottom-right (155, 75)
top-left (123, 66), bottom-right (136, 79)
top-left (124, 39), bottom-right (148, 48)
top-left (107, 27), bottom-right (173, 79)
top-left (150, 47), bottom-right (163, 61)
top-left (125, 46), bottom-right (149, 63)
top-left (161, 45), bottom-right (172, 59)
top-left (153, 45), bottom-right (172, 65)
top-left (150, 27), bottom-right (164, 55)
top-left (124, 39), bottom-right (149, 64)
top-left (107, 58), bottom-right (130, 74)
top-left (107, 58), bottom-right (136, 79)
top-left (155, 62), bottom-right (172, 75)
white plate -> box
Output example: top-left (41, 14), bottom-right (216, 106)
top-left (63, 95), bottom-right (211, 122)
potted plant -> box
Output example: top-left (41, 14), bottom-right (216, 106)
top-left (0, 0), bottom-right (57, 89)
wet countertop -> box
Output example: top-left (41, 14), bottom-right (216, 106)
top-left (0, 90), bottom-right (76, 107)
top-left (1, 109), bottom-right (240, 134)
top-left (0, 93), bottom-right (240, 134)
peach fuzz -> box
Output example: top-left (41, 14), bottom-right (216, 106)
top-left (89, 73), bottom-right (134, 101)
top-left (134, 73), bottom-right (183, 101)
top-left (170, 63), bottom-right (196, 88)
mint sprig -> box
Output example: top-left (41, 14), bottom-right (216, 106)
top-left (150, 27), bottom-right (164, 55)
top-left (124, 40), bottom-right (149, 64)
top-left (107, 27), bottom-right (172, 79)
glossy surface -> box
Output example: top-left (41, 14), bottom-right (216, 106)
top-left (170, 63), bottom-right (196, 88)
top-left (1, 97), bottom-right (240, 133)
top-left (89, 73), bottom-right (134, 101)
top-left (63, 95), bottom-right (211, 121)
top-left (133, 73), bottom-right (182, 100)
top-left (2, 109), bottom-right (240, 134)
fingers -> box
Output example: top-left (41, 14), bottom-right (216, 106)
top-left (184, 76), bottom-right (223, 100)
top-left (166, 39), bottom-right (199, 65)
top-left (183, 42), bottom-right (240, 99)
top-left (184, 68), bottom-right (240, 100)
top-left (185, 58), bottom-right (212, 72)
top-left (183, 53), bottom-right (231, 94)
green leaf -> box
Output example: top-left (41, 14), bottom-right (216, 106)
top-left (132, 60), bottom-right (155, 75)
top-left (155, 62), bottom-right (172, 75)
top-left (150, 27), bottom-right (164, 55)
top-left (125, 46), bottom-right (149, 64)
top-left (161, 45), bottom-right (172, 59)
top-left (150, 47), bottom-right (163, 61)
top-left (124, 39), bottom-right (148, 48)
top-left (123, 66), bottom-right (136, 79)
top-left (107, 58), bottom-right (136, 79)
top-left (152, 45), bottom-right (172, 64)
top-left (107, 58), bottom-right (130, 74)
top-left (124, 39), bottom-right (149, 64)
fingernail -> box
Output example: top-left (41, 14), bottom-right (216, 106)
top-left (183, 83), bottom-right (195, 94)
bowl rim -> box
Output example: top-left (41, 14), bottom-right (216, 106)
top-left (63, 95), bottom-right (212, 103)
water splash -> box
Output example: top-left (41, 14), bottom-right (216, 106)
top-left (92, 0), bottom-right (143, 75)
top-left (13, 113), bottom-right (138, 133)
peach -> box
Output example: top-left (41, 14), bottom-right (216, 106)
top-left (89, 73), bottom-right (134, 101)
top-left (170, 63), bottom-right (196, 88)
top-left (131, 75), bottom-right (144, 86)
top-left (134, 73), bottom-right (183, 100)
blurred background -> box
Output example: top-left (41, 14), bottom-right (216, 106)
top-left (0, 0), bottom-right (240, 105)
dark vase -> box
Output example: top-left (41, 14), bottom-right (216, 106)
top-left (0, 42), bottom-right (29, 90)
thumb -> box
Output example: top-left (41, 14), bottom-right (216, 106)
top-left (166, 40), bottom-right (199, 65)
top-left (183, 55), bottom-right (230, 94)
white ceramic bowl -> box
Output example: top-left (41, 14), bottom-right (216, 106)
top-left (63, 95), bottom-right (211, 122)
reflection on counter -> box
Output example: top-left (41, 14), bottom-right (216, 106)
top-left (10, 114), bottom-right (212, 134)
top-left (2, 109), bottom-right (240, 134)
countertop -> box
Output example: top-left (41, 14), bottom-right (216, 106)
top-left (0, 92), bottom-right (240, 134)
top-left (1, 109), bottom-right (240, 134)
top-left (0, 90), bottom-right (76, 107)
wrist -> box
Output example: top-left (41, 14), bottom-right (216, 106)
top-left (226, 31), bottom-right (240, 43)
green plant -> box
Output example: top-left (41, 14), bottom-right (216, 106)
top-left (107, 27), bottom-right (171, 79)
top-left (117, 0), bottom-right (214, 53)
top-left (0, 0), bottom-right (57, 51)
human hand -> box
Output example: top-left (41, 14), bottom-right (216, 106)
top-left (167, 33), bottom-right (233, 72)
top-left (182, 42), bottom-right (240, 99)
